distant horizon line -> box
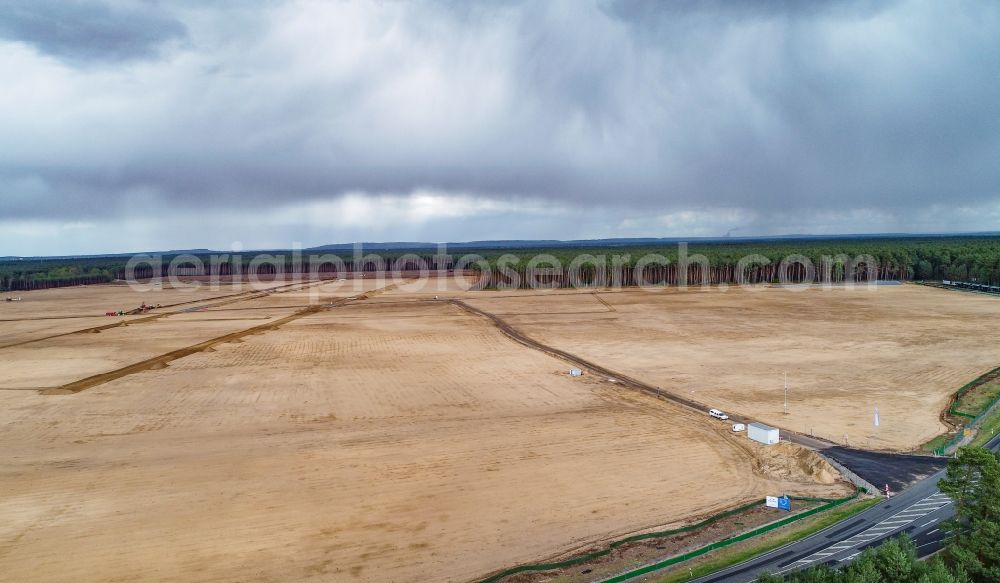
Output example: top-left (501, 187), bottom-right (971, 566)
top-left (4, 230), bottom-right (1000, 261)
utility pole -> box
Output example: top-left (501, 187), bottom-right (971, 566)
top-left (783, 371), bottom-right (788, 415)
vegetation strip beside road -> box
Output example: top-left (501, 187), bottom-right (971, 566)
top-left (968, 404), bottom-right (1000, 449)
top-left (653, 497), bottom-right (882, 583)
top-left (947, 366), bottom-right (1000, 419)
top-left (475, 492), bottom-right (862, 583)
top-left (922, 365), bottom-right (1000, 454)
top-left (757, 445), bottom-right (1000, 583)
top-left (600, 491), bottom-right (863, 583)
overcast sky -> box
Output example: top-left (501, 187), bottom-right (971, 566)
top-left (2, 0), bottom-right (999, 255)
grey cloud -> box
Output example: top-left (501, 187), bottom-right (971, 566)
top-left (1, 0), bottom-right (999, 239)
top-left (0, 0), bottom-right (186, 62)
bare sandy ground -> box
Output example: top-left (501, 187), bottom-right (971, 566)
top-left (206, 277), bottom-right (395, 311)
top-left (0, 294), bottom-right (846, 583)
top-left (0, 281), bottom-right (280, 319)
top-left (462, 284), bottom-right (1000, 451)
top-left (0, 281), bottom-right (308, 347)
top-left (0, 279), bottom-right (362, 388)
top-left (0, 310), bottom-right (301, 388)
top-left (0, 315), bottom-right (151, 347)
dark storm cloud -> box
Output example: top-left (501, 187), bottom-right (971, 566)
top-left (2, 0), bottom-right (1000, 239)
top-left (0, 0), bottom-right (186, 62)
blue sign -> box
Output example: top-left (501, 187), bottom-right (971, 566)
top-left (777, 496), bottom-right (791, 512)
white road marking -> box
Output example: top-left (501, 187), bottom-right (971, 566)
top-left (909, 503), bottom-right (946, 510)
top-left (726, 490), bottom-right (959, 583)
top-left (780, 498), bottom-right (946, 568)
top-left (916, 535), bottom-right (953, 551)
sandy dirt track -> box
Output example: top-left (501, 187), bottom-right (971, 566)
top-left (0, 310), bottom-right (301, 388)
top-left (462, 284), bottom-right (1000, 451)
top-left (0, 279), bottom-right (364, 389)
top-left (0, 281), bottom-right (288, 320)
top-left (0, 290), bottom-right (846, 582)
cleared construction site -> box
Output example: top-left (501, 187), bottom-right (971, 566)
top-left (1, 279), bottom-right (998, 582)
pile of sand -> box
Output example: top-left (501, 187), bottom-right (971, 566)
top-left (748, 441), bottom-right (839, 485)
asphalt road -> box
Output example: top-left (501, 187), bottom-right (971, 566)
top-left (451, 298), bottom-right (989, 583)
top-left (822, 447), bottom-right (948, 494)
top-left (687, 432), bottom-right (1000, 583)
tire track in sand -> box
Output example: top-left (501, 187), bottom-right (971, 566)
top-left (592, 292), bottom-right (617, 312)
top-left (0, 280), bottom-right (330, 350)
top-left (449, 298), bottom-right (834, 451)
top-left (42, 283), bottom-right (404, 395)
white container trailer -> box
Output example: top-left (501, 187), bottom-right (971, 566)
top-left (747, 422), bottom-right (779, 445)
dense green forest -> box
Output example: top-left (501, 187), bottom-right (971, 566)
top-left (3, 236), bottom-right (1000, 291)
top-left (757, 447), bottom-right (1000, 583)
top-left (0, 258), bottom-right (118, 291)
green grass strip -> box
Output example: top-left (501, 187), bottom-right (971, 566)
top-left (923, 365), bottom-right (1000, 454)
top-left (969, 404), bottom-right (1000, 449)
top-left (475, 490), bottom-right (860, 583)
top-left (601, 490), bottom-right (862, 583)
top-left (948, 366), bottom-right (1000, 419)
top-left (654, 497), bottom-right (883, 583)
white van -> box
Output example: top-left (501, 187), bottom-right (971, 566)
top-left (709, 409), bottom-right (729, 420)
